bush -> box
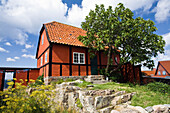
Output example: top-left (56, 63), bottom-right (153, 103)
top-left (99, 68), bottom-right (123, 82)
top-left (147, 82), bottom-right (170, 94)
top-left (0, 80), bottom-right (55, 113)
top-left (29, 74), bottom-right (44, 87)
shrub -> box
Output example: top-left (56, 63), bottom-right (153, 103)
top-left (29, 74), bottom-right (44, 87)
top-left (0, 80), bottom-right (55, 113)
top-left (99, 68), bottom-right (124, 82)
top-left (147, 82), bottom-right (170, 94)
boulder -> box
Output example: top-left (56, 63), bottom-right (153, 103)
top-left (99, 106), bottom-right (113, 113)
top-left (111, 110), bottom-right (120, 113)
top-left (74, 79), bottom-right (83, 84)
top-left (152, 105), bottom-right (169, 113)
top-left (119, 108), bottom-right (140, 113)
top-left (145, 106), bottom-right (153, 113)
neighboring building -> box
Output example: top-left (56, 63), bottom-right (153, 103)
top-left (142, 60), bottom-right (170, 78)
top-left (142, 68), bottom-right (156, 76)
top-left (36, 21), bottom-right (120, 78)
top-left (155, 60), bottom-right (170, 78)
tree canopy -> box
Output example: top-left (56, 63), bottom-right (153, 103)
top-left (78, 3), bottom-right (165, 74)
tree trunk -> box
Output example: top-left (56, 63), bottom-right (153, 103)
top-left (105, 46), bottom-right (112, 75)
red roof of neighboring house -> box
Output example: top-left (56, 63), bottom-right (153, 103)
top-left (159, 60), bottom-right (170, 74)
top-left (45, 21), bottom-right (87, 47)
top-left (142, 68), bottom-right (156, 76)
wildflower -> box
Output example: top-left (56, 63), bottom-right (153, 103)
top-left (30, 79), bottom-right (35, 82)
top-left (13, 78), bottom-right (17, 80)
top-left (7, 81), bottom-right (14, 86)
top-left (0, 106), bottom-right (5, 109)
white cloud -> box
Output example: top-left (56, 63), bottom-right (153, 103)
top-left (6, 57), bottom-right (16, 62)
top-left (14, 56), bottom-right (20, 59)
top-left (0, 47), bottom-right (9, 53)
top-left (162, 32), bottom-right (170, 47)
top-left (0, 0), bottom-right (156, 44)
top-left (25, 44), bottom-right (33, 49)
top-left (22, 54), bottom-right (35, 59)
top-left (0, 0), bottom-right (68, 45)
top-left (153, 0), bottom-right (170, 22)
top-left (22, 49), bottom-right (27, 52)
top-left (66, 0), bottom-right (155, 27)
top-left (5, 42), bottom-right (12, 46)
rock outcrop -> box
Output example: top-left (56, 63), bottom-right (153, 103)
top-left (28, 80), bottom-right (170, 113)
top-left (53, 81), bottom-right (135, 113)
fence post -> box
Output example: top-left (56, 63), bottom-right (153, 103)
top-left (1, 70), bottom-right (5, 91)
top-left (12, 70), bottom-right (16, 88)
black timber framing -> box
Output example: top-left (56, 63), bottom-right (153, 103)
top-left (79, 65), bottom-right (80, 76)
top-left (86, 49), bottom-right (88, 75)
top-left (1, 70), bottom-right (5, 91)
top-left (37, 46), bottom-right (50, 59)
top-left (60, 64), bottom-right (62, 76)
top-left (12, 70), bottom-right (16, 88)
top-left (69, 46), bottom-right (72, 76)
top-left (49, 44), bottom-right (52, 77)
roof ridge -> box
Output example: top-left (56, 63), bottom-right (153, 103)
top-left (44, 21), bottom-right (84, 31)
top-left (159, 60), bottom-right (170, 62)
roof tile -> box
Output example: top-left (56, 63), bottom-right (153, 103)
top-left (45, 21), bottom-right (86, 47)
top-left (159, 60), bottom-right (170, 74)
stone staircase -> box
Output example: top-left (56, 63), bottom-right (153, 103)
top-left (84, 75), bottom-right (109, 84)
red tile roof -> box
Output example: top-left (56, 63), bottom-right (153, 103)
top-left (44, 21), bottom-right (87, 47)
top-left (159, 60), bottom-right (170, 74)
top-left (142, 68), bottom-right (156, 76)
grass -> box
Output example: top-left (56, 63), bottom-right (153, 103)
top-left (75, 81), bottom-right (170, 108)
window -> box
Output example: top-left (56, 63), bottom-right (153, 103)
top-left (42, 34), bottom-right (44, 45)
top-left (158, 71), bottom-right (161, 75)
top-left (163, 71), bottom-right (166, 75)
top-left (45, 52), bottom-right (47, 63)
top-left (73, 52), bottom-right (85, 64)
top-left (41, 57), bottom-right (43, 65)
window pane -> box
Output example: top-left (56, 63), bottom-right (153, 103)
top-left (163, 71), bottom-right (166, 75)
top-left (80, 54), bottom-right (84, 63)
top-left (158, 71), bottom-right (161, 75)
top-left (74, 53), bottom-right (78, 63)
top-left (41, 57), bottom-right (43, 65)
top-left (45, 53), bottom-right (47, 62)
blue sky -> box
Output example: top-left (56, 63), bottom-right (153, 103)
top-left (0, 0), bottom-right (170, 70)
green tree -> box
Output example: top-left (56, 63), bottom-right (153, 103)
top-left (78, 3), bottom-right (165, 75)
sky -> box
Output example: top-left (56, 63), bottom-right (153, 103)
top-left (0, 0), bottom-right (170, 70)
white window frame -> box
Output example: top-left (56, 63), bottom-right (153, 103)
top-left (42, 34), bottom-right (44, 45)
top-left (41, 57), bottom-right (43, 66)
top-left (163, 71), bottom-right (166, 75)
top-left (73, 52), bottom-right (85, 64)
top-left (45, 52), bottom-right (47, 63)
